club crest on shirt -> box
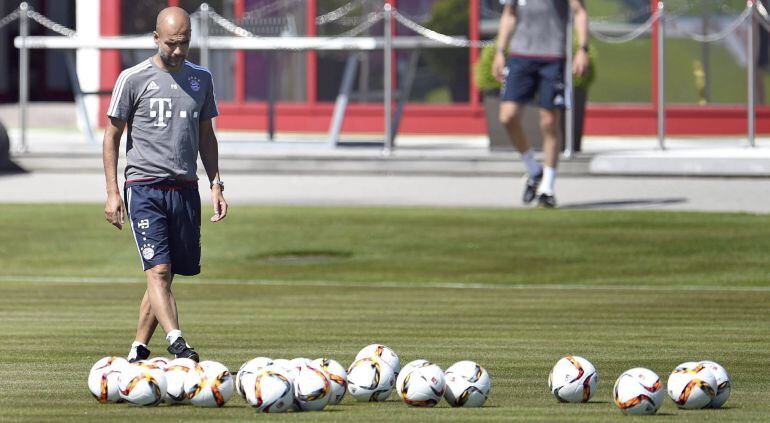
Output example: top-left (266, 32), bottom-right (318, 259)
top-left (188, 76), bottom-right (201, 92)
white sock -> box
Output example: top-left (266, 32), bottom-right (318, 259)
top-left (539, 167), bottom-right (556, 195)
top-left (127, 341), bottom-right (147, 361)
top-left (520, 149), bottom-right (542, 177)
top-left (166, 329), bottom-right (183, 345)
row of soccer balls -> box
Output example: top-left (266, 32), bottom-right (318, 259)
top-left (88, 343), bottom-right (492, 412)
top-left (550, 355), bottom-right (731, 415)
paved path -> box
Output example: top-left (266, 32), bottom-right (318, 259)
top-left (2, 171), bottom-right (767, 214)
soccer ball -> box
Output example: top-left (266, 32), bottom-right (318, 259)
top-left (354, 344), bottom-right (400, 375)
top-left (396, 360), bottom-right (445, 407)
top-left (236, 357), bottom-right (273, 399)
top-left (667, 362), bottom-right (717, 409)
top-left (443, 360), bottom-right (492, 408)
top-left (699, 360), bottom-right (731, 408)
top-left (88, 356), bottom-right (128, 403)
top-left (548, 355), bottom-right (598, 403)
top-left (163, 358), bottom-right (197, 404)
top-left (400, 359), bottom-right (430, 376)
top-left (613, 367), bottom-right (665, 415)
top-left (293, 364), bottom-right (332, 411)
top-left (241, 365), bottom-right (294, 413)
top-left (271, 359), bottom-right (296, 381)
top-left (183, 360), bottom-right (234, 407)
top-left (118, 362), bottom-right (167, 406)
top-left (311, 358), bottom-right (348, 405)
top-left (146, 357), bottom-right (171, 369)
top-left (347, 357), bottom-right (396, 402)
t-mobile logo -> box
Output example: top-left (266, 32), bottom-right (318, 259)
top-left (149, 98), bottom-right (172, 127)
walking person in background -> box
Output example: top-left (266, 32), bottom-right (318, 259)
top-left (493, 0), bottom-right (589, 208)
top-left (102, 6), bottom-right (227, 362)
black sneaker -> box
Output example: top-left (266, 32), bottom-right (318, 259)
top-left (537, 193), bottom-right (557, 209)
top-left (167, 337), bottom-right (199, 362)
top-left (522, 172), bottom-right (543, 204)
top-left (127, 344), bottom-right (150, 363)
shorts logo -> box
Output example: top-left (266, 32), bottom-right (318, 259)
top-left (553, 94), bottom-right (564, 106)
top-left (188, 76), bottom-right (201, 92)
top-left (141, 243), bottom-right (156, 260)
top-left (137, 219), bottom-right (150, 230)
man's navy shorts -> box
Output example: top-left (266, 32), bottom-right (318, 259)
top-left (124, 179), bottom-right (201, 276)
top-left (501, 56), bottom-right (566, 110)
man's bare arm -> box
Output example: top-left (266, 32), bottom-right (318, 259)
top-left (103, 117), bottom-right (126, 229)
top-left (199, 119), bottom-right (227, 222)
top-left (570, 0), bottom-right (590, 76)
top-left (492, 4), bottom-right (518, 82)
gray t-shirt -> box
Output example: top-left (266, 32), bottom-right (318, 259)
top-left (501, 0), bottom-right (569, 59)
top-left (107, 58), bottom-right (218, 182)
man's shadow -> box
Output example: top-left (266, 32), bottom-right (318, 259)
top-left (0, 120), bottom-right (28, 175)
top-left (559, 198), bottom-right (687, 210)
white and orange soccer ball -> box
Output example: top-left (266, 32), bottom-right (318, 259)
top-left (396, 360), bottom-right (445, 407)
top-left (118, 361), bottom-right (167, 406)
top-left (443, 360), bottom-right (492, 408)
top-left (698, 360), bottom-right (731, 408)
top-left (293, 364), bottom-right (332, 411)
top-left (311, 358), bottom-right (348, 405)
top-left (347, 357), bottom-right (396, 402)
top-left (183, 360), bottom-right (234, 408)
top-left (163, 358), bottom-right (197, 404)
top-left (146, 357), bottom-right (171, 369)
top-left (667, 362), bottom-right (717, 409)
top-left (354, 344), bottom-right (401, 376)
top-left (548, 355), bottom-right (598, 403)
top-left (613, 367), bottom-right (665, 415)
top-left (241, 365), bottom-right (294, 413)
top-left (236, 357), bottom-right (273, 399)
top-left (88, 356), bottom-right (129, 403)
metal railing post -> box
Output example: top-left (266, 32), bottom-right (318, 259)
top-left (657, 1), bottom-right (666, 150)
top-left (19, 2), bottom-right (29, 153)
top-left (748, 0), bottom-right (756, 148)
top-left (564, 10), bottom-right (575, 159)
top-left (383, 3), bottom-right (393, 154)
top-left (199, 3), bottom-right (210, 70)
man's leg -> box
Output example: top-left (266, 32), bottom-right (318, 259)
top-left (537, 108), bottom-right (561, 208)
top-left (145, 264), bottom-right (178, 333)
top-left (144, 263), bottom-right (198, 360)
top-left (500, 101), bottom-right (543, 204)
top-left (135, 289), bottom-right (159, 344)
top-left (127, 290), bottom-right (158, 362)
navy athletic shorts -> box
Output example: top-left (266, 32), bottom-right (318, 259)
top-left (501, 56), bottom-right (566, 110)
top-left (124, 179), bottom-right (201, 276)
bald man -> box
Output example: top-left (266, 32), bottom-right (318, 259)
top-left (103, 7), bottom-right (227, 362)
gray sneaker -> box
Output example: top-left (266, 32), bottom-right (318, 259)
top-left (522, 172), bottom-right (543, 204)
top-left (537, 193), bottom-right (557, 209)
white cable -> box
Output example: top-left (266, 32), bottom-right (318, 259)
top-left (333, 11), bottom-right (384, 37)
top-left (206, 8), bottom-right (255, 37)
top-left (26, 9), bottom-right (77, 37)
top-left (316, 0), bottom-right (368, 25)
top-left (242, 0), bottom-right (303, 20)
top-left (669, 7), bottom-right (751, 43)
top-left (391, 10), bottom-right (494, 48)
top-left (589, 12), bottom-right (658, 44)
top-left (0, 9), bottom-right (19, 30)
top-left (756, 2), bottom-right (770, 33)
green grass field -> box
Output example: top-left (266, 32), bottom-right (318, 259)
top-left (1, 204), bottom-right (770, 421)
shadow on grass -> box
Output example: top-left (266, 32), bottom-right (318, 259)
top-left (560, 198), bottom-right (687, 210)
top-left (0, 160), bottom-right (27, 175)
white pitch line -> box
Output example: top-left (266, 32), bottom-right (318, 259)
top-left (1, 275), bottom-right (770, 293)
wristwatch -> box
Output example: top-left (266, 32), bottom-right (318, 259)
top-left (210, 179), bottom-right (224, 191)
top-left (580, 44), bottom-right (589, 53)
